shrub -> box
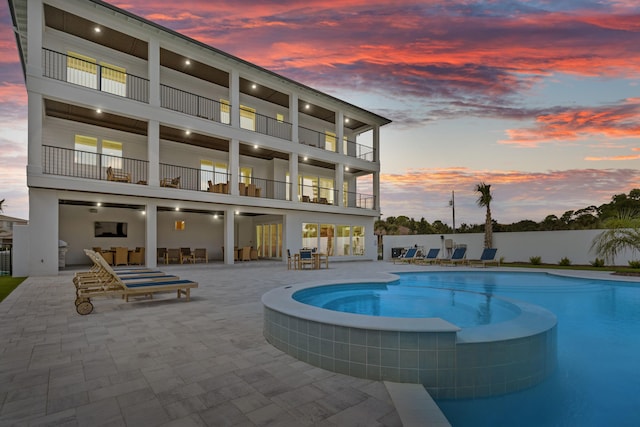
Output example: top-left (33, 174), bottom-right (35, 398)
top-left (590, 258), bottom-right (605, 268)
top-left (558, 257), bottom-right (572, 266)
top-left (628, 260), bottom-right (640, 269)
top-left (529, 256), bottom-right (542, 265)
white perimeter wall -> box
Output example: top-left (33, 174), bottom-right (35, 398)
top-left (383, 230), bottom-right (636, 266)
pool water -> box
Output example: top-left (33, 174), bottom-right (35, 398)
top-left (293, 282), bottom-right (521, 327)
top-left (394, 271), bottom-right (640, 427)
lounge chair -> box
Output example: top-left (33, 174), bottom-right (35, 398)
top-left (440, 247), bottom-right (467, 266)
top-left (468, 248), bottom-right (499, 267)
top-left (74, 250), bottom-right (197, 315)
top-left (415, 248), bottom-right (440, 265)
top-left (393, 247), bottom-right (418, 264)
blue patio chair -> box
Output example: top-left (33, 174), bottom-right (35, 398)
top-left (440, 247), bottom-right (467, 266)
top-left (393, 247), bottom-right (418, 264)
top-left (468, 248), bottom-right (499, 267)
top-left (416, 248), bottom-right (440, 265)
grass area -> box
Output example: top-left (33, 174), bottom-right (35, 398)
top-left (0, 276), bottom-right (27, 302)
top-left (502, 262), bottom-right (640, 275)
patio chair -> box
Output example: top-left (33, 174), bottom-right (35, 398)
top-left (440, 247), bottom-right (468, 266)
top-left (193, 248), bottom-right (208, 263)
top-left (129, 247), bottom-right (145, 265)
top-left (241, 246), bottom-right (251, 261)
top-left (180, 247), bottom-right (195, 264)
top-left (167, 248), bottom-right (181, 264)
top-left (287, 249), bottom-right (298, 270)
top-left (114, 247), bottom-right (129, 266)
top-left (157, 248), bottom-right (168, 264)
top-left (106, 166), bottom-right (131, 183)
top-left (299, 249), bottom-right (314, 269)
top-left (416, 248), bottom-right (440, 265)
top-left (161, 176), bottom-right (180, 188)
top-left (393, 247), bottom-right (418, 264)
top-left (468, 248), bottom-right (499, 267)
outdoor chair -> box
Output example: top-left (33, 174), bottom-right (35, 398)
top-left (287, 249), bottom-right (298, 270)
top-left (106, 166), bottom-right (131, 183)
top-left (157, 248), bottom-right (168, 264)
top-left (299, 249), bottom-right (314, 269)
top-left (468, 248), bottom-right (499, 267)
top-left (114, 247), bottom-right (129, 266)
top-left (440, 247), bottom-right (468, 266)
top-left (393, 247), bottom-right (418, 264)
top-left (416, 248), bottom-right (440, 265)
top-left (129, 247), bottom-right (145, 265)
top-left (241, 246), bottom-right (251, 261)
top-left (180, 247), bottom-right (195, 264)
top-left (193, 248), bottom-right (208, 263)
top-left (167, 248), bottom-right (181, 264)
top-left (161, 176), bottom-right (180, 188)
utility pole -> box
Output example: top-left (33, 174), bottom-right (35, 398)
top-left (449, 191), bottom-right (456, 234)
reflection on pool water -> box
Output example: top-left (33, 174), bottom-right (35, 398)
top-left (293, 283), bottom-right (521, 327)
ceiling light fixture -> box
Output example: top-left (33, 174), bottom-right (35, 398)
top-left (254, 144), bottom-right (258, 149)
top-left (305, 104), bottom-right (310, 109)
top-left (185, 130), bottom-right (191, 135)
top-left (94, 27), bottom-right (101, 33)
top-left (175, 207), bottom-right (180, 211)
top-left (251, 83), bottom-right (257, 89)
top-left (185, 59), bottom-right (191, 65)
top-left (345, 166), bottom-right (350, 171)
top-left (303, 156), bottom-right (308, 161)
top-left (96, 202), bottom-right (102, 207)
top-left (96, 109), bottom-right (102, 114)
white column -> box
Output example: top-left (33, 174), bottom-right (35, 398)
top-left (373, 125), bottom-right (381, 210)
top-left (28, 188), bottom-right (58, 276)
top-left (224, 208), bottom-right (235, 265)
top-left (336, 163), bottom-right (344, 207)
top-left (373, 125), bottom-right (380, 163)
top-left (148, 120), bottom-right (160, 185)
top-left (230, 70), bottom-right (240, 128)
top-left (336, 111), bottom-right (344, 155)
top-left (148, 39), bottom-right (161, 107)
top-left (229, 138), bottom-right (239, 195)
top-left (26, 0), bottom-right (43, 76)
top-left (290, 93), bottom-right (299, 142)
top-left (27, 92), bottom-right (43, 175)
top-left (289, 152), bottom-right (298, 202)
top-left (145, 201), bottom-right (157, 268)
top-left (373, 171), bottom-right (380, 211)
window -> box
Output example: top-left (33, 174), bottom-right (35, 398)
top-left (100, 62), bottom-right (126, 96)
top-left (256, 223), bottom-right (282, 258)
top-left (319, 177), bottom-right (334, 204)
top-left (337, 225), bottom-right (351, 255)
top-left (200, 159), bottom-right (214, 190)
top-left (343, 182), bottom-right (349, 206)
top-left (67, 52), bottom-right (97, 89)
top-left (240, 106), bottom-right (256, 131)
top-left (320, 224), bottom-right (335, 256)
top-left (325, 131), bottom-right (337, 152)
top-left (102, 140), bottom-right (123, 170)
top-left (214, 162), bottom-right (228, 184)
top-left (240, 167), bottom-right (252, 185)
top-left (220, 99), bottom-right (230, 124)
top-left (302, 223), bottom-right (318, 249)
top-left (299, 175), bottom-right (318, 201)
top-left (353, 226), bottom-right (365, 256)
top-left (74, 135), bottom-right (97, 165)
top-left (175, 221), bottom-right (185, 231)
top-left (276, 113), bottom-right (284, 123)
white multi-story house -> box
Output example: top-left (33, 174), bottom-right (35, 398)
top-left (9, 0), bottom-right (390, 276)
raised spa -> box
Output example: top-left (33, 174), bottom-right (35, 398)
top-left (262, 274), bottom-right (557, 399)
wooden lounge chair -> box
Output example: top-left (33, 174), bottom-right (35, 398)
top-left (74, 250), bottom-right (198, 315)
top-left (468, 248), bottom-right (499, 267)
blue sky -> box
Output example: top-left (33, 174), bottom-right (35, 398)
top-left (0, 0), bottom-right (639, 226)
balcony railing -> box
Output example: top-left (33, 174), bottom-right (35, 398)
top-left (42, 48), bottom-right (150, 103)
top-left (43, 145), bottom-right (149, 183)
top-left (345, 139), bottom-right (375, 161)
top-left (241, 176), bottom-right (290, 201)
top-left (160, 84), bottom-right (229, 125)
top-left (299, 184), bottom-right (337, 205)
top-left (346, 191), bottom-right (376, 209)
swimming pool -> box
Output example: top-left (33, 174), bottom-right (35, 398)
top-left (263, 271), bottom-right (558, 399)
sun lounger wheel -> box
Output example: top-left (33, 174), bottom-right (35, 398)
top-left (76, 300), bottom-right (94, 315)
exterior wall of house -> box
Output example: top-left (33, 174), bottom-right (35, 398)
top-left (383, 230), bottom-right (636, 266)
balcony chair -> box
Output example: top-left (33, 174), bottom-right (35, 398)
top-left (106, 166), bottom-right (131, 183)
top-left (239, 182), bottom-right (247, 196)
top-left (161, 176), bottom-right (180, 188)
top-left (207, 180), bottom-right (215, 192)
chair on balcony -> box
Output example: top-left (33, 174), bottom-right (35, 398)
top-left (207, 180), bottom-right (215, 192)
top-left (194, 248), bottom-right (208, 263)
top-left (246, 183), bottom-right (257, 197)
top-left (106, 166), bottom-right (131, 183)
top-left (129, 247), bottom-right (145, 265)
top-left (161, 176), bottom-right (180, 188)
top-left (238, 182), bottom-right (247, 196)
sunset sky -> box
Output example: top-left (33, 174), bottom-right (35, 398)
top-left (1, 0), bottom-right (639, 226)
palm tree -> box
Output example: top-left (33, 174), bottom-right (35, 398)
top-left (475, 183), bottom-right (493, 248)
top-left (0, 199), bottom-right (4, 213)
top-left (590, 211), bottom-right (640, 265)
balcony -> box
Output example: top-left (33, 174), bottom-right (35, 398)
top-left (41, 146), bottom-right (375, 209)
top-left (41, 48), bottom-right (375, 162)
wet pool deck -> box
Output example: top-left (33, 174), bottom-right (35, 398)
top-left (2, 259), bottom-right (633, 426)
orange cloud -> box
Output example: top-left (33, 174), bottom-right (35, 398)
top-left (501, 99), bottom-right (640, 146)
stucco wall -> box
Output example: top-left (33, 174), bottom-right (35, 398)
top-left (382, 230), bottom-right (636, 266)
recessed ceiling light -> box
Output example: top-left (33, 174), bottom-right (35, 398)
top-left (345, 118), bottom-right (350, 123)
top-left (345, 166), bottom-right (350, 171)
top-left (94, 27), bottom-right (101, 33)
top-left (213, 214), bottom-right (218, 219)
top-left (185, 130), bottom-right (191, 135)
top-left (254, 144), bottom-right (258, 149)
top-left (96, 202), bottom-right (102, 207)
top-left (175, 207), bottom-right (180, 211)
top-left (235, 210), bottom-right (240, 215)
top-left (305, 104), bottom-right (310, 109)
top-left (185, 59), bottom-right (191, 65)
top-left (141, 210), bottom-right (146, 215)
top-left (303, 156), bottom-right (308, 161)
top-left (96, 109), bottom-right (102, 114)
top-left (251, 84), bottom-right (257, 89)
